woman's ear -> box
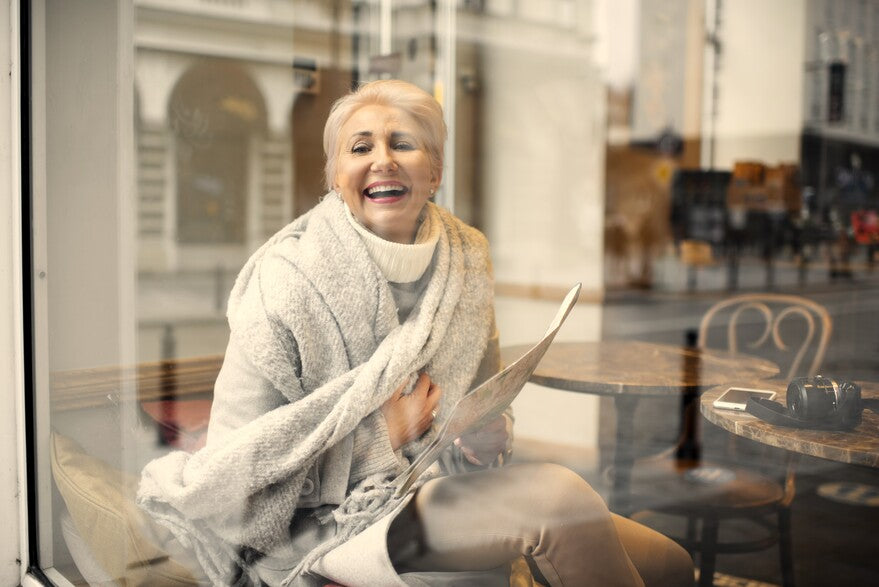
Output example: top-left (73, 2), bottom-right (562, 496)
top-left (431, 168), bottom-right (443, 191)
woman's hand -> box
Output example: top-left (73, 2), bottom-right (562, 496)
top-left (381, 373), bottom-right (442, 450)
top-left (454, 415), bottom-right (510, 466)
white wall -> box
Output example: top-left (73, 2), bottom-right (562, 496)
top-left (592, 0), bottom-right (639, 90)
top-left (481, 45), bottom-right (607, 298)
top-left (709, 0), bottom-right (806, 168)
top-left (1, 1), bottom-right (25, 583)
top-left (476, 9), bottom-right (606, 450)
top-left (631, 0), bottom-right (691, 141)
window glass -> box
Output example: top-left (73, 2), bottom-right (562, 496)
top-left (29, 1), bottom-right (879, 585)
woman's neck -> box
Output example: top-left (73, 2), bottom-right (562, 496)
top-left (344, 204), bottom-right (440, 283)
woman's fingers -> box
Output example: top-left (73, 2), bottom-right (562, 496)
top-left (413, 377), bottom-right (440, 436)
top-left (455, 415), bottom-right (510, 465)
top-left (392, 371), bottom-right (426, 398)
top-left (412, 372), bottom-right (431, 398)
top-left (454, 438), bottom-right (484, 465)
top-left (425, 381), bottom-right (442, 416)
top-left (381, 373), bottom-right (442, 449)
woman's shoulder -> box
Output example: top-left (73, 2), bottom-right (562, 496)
top-left (252, 196), bottom-right (343, 278)
top-left (429, 205), bottom-right (492, 281)
top-left (460, 221), bottom-right (490, 252)
top-left (243, 197), bottom-right (380, 324)
top-left (228, 203), bottom-right (330, 322)
top-left (432, 203), bottom-right (490, 252)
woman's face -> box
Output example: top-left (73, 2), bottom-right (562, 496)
top-left (333, 104), bottom-right (440, 244)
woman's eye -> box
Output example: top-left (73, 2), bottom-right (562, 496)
top-left (350, 143), bottom-right (371, 154)
top-left (393, 142), bottom-right (414, 151)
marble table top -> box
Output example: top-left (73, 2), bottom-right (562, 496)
top-left (500, 340), bottom-right (779, 398)
top-left (701, 379), bottom-right (879, 467)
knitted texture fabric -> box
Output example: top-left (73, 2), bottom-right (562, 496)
top-left (137, 195), bottom-right (494, 585)
top-left (344, 200), bottom-right (441, 283)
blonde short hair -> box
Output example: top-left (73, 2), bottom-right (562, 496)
top-left (323, 79), bottom-right (447, 189)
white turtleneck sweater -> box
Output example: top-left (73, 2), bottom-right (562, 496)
top-left (344, 204), bottom-right (441, 323)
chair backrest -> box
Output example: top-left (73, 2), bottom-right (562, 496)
top-left (697, 293), bottom-right (832, 380)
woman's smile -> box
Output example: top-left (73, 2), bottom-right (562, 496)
top-left (334, 104), bottom-right (439, 243)
top-left (364, 180), bottom-right (410, 202)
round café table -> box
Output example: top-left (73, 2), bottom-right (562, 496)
top-left (701, 379), bottom-right (879, 468)
top-left (500, 340), bottom-right (779, 511)
top-left (699, 380), bottom-right (878, 585)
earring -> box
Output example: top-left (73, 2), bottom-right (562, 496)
top-left (429, 188), bottom-right (436, 195)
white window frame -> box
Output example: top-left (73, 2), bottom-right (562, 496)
top-left (9, 0), bottom-right (136, 584)
top-left (2, 0), bottom-right (28, 584)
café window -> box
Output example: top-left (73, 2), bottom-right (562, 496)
top-left (17, 1), bottom-right (879, 586)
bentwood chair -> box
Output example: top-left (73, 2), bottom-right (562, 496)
top-left (630, 294), bottom-right (832, 587)
top-left (697, 293), bottom-right (831, 381)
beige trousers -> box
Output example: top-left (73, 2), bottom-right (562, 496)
top-left (390, 463), bottom-right (693, 587)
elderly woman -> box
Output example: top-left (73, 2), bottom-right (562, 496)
top-left (139, 80), bottom-right (692, 587)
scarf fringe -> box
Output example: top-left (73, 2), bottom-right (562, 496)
top-left (284, 469), bottom-right (439, 586)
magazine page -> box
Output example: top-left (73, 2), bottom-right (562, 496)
top-left (393, 283), bottom-right (581, 496)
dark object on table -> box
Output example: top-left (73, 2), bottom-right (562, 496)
top-left (746, 376), bottom-right (862, 431)
top-left (789, 376), bottom-right (862, 422)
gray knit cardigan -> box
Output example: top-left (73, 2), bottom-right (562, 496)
top-left (137, 195), bottom-right (494, 585)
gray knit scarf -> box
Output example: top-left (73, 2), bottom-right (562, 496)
top-left (137, 195), bottom-right (493, 585)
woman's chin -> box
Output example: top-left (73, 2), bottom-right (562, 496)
top-left (367, 216), bottom-right (419, 243)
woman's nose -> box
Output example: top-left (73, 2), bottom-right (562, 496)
top-left (371, 145), bottom-right (398, 172)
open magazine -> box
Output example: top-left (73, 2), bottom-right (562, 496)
top-left (392, 283), bottom-right (582, 496)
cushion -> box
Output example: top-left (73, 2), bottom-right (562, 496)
top-left (50, 431), bottom-right (203, 585)
top-left (59, 509), bottom-right (118, 586)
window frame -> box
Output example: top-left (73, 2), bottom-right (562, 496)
top-left (16, 0), bottom-right (138, 584)
top-left (4, 0), bottom-right (30, 584)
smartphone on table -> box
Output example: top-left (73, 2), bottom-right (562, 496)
top-left (712, 387), bottom-right (777, 411)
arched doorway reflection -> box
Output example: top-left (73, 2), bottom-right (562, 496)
top-left (169, 60), bottom-right (267, 244)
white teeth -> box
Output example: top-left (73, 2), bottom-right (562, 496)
top-left (367, 185), bottom-right (405, 195)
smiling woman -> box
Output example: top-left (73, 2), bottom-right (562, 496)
top-left (136, 80), bottom-right (694, 587)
